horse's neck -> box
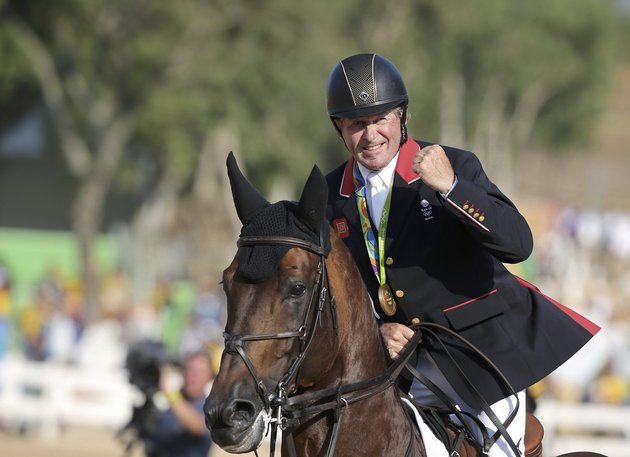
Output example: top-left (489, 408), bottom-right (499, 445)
top-left (327, 244), bottom-right (388, 383)
top-left (338, 305), bottom-right (387, 381)
top-left (288, 240), bottom-right (425, 456)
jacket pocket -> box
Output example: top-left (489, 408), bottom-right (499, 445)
top-left (443, 289), bottom-right (507, 330)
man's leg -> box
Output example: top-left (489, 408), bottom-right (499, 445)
top-left (409, 351), bottom-right (526, 456)
top-left (468, 391), bottom-right (526, 457)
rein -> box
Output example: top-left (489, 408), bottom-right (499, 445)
top-left (279, 326), bottom-right (423, 457)
top-left (407, 323), bottom-right (521, 456)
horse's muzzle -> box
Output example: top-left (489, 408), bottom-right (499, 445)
top-left (204, 392), bottom-right (269, 453)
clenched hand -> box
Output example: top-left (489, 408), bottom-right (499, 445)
top-left (412, 144), bottom-right (455, 194)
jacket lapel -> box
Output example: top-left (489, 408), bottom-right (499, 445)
top-left (335, 138), bottom-right (423, 247)
top-left (385, 140), bottom-right (422, 247)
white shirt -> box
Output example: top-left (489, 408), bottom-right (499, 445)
top-left (357, 155), bottom-right (398, 228)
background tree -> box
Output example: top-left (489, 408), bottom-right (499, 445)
top-left (0, 0), bottom-right (622, 322)
top-left (426, 0), bottom-right (615, 192)
top-left (3, 1), bottom-right (216, 320)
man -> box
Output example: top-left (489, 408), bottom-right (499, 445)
top-left (324, 53), bottom-right (600, 456)
top-left (145, 350), bottom-right (214, 457)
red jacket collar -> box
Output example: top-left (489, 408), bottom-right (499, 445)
top-left (338, 138), bottom-right (421, 197)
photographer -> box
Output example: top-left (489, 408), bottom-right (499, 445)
top-left (144, 350), bottom-right (215, 457)
top-left (122, 342), bottom-right (215, 457)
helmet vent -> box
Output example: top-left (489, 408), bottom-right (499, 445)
top-left (343, 55), bottom-right (376, 106)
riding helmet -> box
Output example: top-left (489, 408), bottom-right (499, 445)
top-left (326, 53), bottom-right (408, 119)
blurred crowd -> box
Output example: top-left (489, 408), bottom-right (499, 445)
top-left (0, 261), bottom-right (226, 372)
top-left (0, 205), bottom-right (629, 406)
top-left (525, 205), bottom-right (630, 406)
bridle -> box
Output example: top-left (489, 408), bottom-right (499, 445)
top-left (223, 234), bottom-right (337, 457)
top-left (222, 234), bottom-right (422, 457)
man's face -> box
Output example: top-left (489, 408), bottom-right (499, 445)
top-left (183, 354), bottom-right (214, 398)
top-left (337, 108), bottom-right (402, 171)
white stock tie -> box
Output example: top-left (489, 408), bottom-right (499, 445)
top-left (367, 172), bottom-right (388, 229)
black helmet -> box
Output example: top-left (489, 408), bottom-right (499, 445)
top-left (326, 53), bottom-right (408, 119)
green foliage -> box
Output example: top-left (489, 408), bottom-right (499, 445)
top-left (0, 0), bottom-right (622, 199)
top-left (518, 0), bottom-right (618, 147)
top-left (400, 0), bottom-right (619, 148)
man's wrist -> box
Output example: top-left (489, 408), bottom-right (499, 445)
top-left (439, 175), bottom-right (458, 197)
top-left (164, 390), bottom-right (183, 404)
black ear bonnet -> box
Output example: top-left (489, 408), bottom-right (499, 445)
top-left (226, 152), bottom-right (330, 283)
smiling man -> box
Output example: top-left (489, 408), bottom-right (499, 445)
top-left (323, 53), bottom-right (600, 457)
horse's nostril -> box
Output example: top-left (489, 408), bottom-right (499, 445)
top-left (221, 399), bottom-right (257, 428)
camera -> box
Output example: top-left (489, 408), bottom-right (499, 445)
top-left (126, 340), bottom-right (165, 396)
top-left (119, 340), bottom-right (169, 456)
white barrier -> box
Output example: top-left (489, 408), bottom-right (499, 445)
top-left (536, 399), bottom-right (630, 457)
top-left (0, 354), bottom-right (135, 439)
top-left (3, 356), bottom-right (628, 455)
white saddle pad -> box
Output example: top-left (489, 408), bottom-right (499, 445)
top-left (401, 397), bottom-right (449, 457)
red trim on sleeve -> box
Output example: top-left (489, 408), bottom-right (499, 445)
top-left (445, 198), bottom-right (490, 232)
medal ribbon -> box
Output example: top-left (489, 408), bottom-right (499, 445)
top-left (352, 161), bottom-right (393, 285)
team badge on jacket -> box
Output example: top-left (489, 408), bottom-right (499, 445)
top-left (420, 199), bottom-right (434, 221)
top-left (333, 218), bottom-right (350, 238)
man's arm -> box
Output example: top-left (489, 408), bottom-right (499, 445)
top-left (164, 391), bottom-right (208, 436)
top-left (413, 144), bottom-right (533, 263)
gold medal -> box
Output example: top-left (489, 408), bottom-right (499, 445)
top-left (378, 283), bottom-right (397, 316)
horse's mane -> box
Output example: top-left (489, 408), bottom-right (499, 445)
top-left (324, 230), bottom-right (389, 379)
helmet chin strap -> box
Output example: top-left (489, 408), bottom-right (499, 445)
top-left (400, 104), bottom-right (408, 146)
top-left (330, 117), bottom-right (349, 151)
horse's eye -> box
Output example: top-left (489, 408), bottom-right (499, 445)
top-left (289, 283), bottom-right (306, 297)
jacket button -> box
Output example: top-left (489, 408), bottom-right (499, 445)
top-left (395, 290), bottom-right (405, 298)
top-left (473, 212), bottom-right (479, 218)
top-left (385, 257), bottom-right (394, 266)
top-left (479, 215), bottom-right (485, 222)
top-left (463, 204), bottom-right (469, 210)
top-left (468, 207), bottom-right (475, 214)
top-left (411, 317), bottom-right (421, 325)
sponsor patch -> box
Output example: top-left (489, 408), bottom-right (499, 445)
top-left (332, 218), bottom-right (350, 238)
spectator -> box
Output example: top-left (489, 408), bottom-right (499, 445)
top-left (0, 260), bottom-right (12, 358)
top-left (143, 350), bottom-right (214, 457)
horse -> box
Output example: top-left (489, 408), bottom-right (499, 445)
top-left (204, 152), bottom-right (599, 457)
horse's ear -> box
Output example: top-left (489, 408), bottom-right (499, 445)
top-left (226, 151), bottom-right (269, 224)
top-left (297, 165), bottom-right (328, 235)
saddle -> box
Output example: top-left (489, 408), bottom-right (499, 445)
top-left (524, 413), bottom-right (544, 457)
top-left (414, 406), bottom-right (544, 457)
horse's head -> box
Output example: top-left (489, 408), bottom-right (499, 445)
top-left (205, 153), bottom-right (347, 453)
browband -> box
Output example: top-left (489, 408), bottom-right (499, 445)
top-left (238, 236), bottom-right (328, 257)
